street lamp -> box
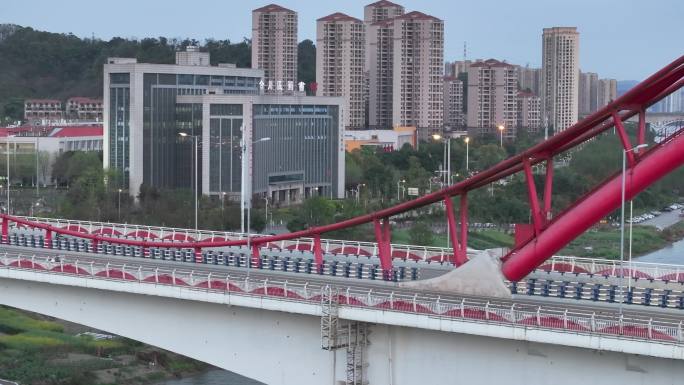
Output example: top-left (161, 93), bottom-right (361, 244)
top-left (356, 183), bottom-right (365, 204)
top-left (117, 188), bottom-right (122, 222)
top-left (396, 179), bottom-right (406, 201)
top-left (432, 134), bottom-right (451, 186)
top-left (464, 137), bottom-right (470, 173)
top-left (179, 132), bottom-right (199, 230)
top-left (240, 135), bottom-right (271, 233)
top-left (5, 135), bottom-right (15, 215)
top-left (620, 143), bottom-right (648, 302)
top-left (263, 196), bottom-right (269, 231)
top-left (497, 124), bottom-right (505, 148)
top-left (240, 134), bottom-right (271, 270)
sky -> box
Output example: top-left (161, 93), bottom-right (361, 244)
top-left (3, 0), bottom-right (683, 80)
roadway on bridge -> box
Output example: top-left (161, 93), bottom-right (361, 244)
top-left (3, 244), bottom-right (683, 328)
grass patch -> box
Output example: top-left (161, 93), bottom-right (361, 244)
top-left (392, 228), bottom-right (513, 249)
top-left (0, 306), bottom-right (64, 334)
top-left (560, 225), bottom-right (669, 259)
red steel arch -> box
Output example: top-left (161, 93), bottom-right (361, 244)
top-left (2, 55), bottom-right (683, 281)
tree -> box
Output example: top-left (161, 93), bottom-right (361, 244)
top-left (473, 144), bottom-right (506, 171)
top-left (409, 221), bottom-right (433, 246)
top-left (297, 40), bottom-right (316, 94)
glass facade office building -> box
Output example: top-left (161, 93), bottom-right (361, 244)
top-left (104, 56), bottom-right (262, 197)
top-left (104, 54), bottom-right (344, 202)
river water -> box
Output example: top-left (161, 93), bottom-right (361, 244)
top-left (155, 369), bottom-right (263, 385)
top-left (635, 238), bottom-right (684, 264)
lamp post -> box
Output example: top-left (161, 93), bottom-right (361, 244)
top-left (35, 136), bottom-right (40, 197)
top-left (432, 134), bottom-right (452, 186)
top-left (179, 132), bottom-right (198, 230)
top-left (117, 188), bottom-right (122, 222)
top-left (497, 124), bottom-right (505, 148)
top-left (396, 179), bottom-right (406, 201)
top-left (464, 136), bottom-right (470, 173)
top-left (356, 183), bottom-right (365, 204)
top-left (240, 135), bottom-right (271, 270)
top-left (6, 135), bottom-right (14, 215)
top-left (620, 143), bottom-right (648, 304)
top-left (241, 136), bottom-right (271, 233)
top-left (263, 196), bottom-right (269, 231)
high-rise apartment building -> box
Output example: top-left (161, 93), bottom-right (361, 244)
top-left (316, 13), bottom-right (365, 130)
top-left (466, 59), bottom-right (518, 138)
top-left (449, 60), bottom-right (475, 77)
top-left (578, 71), bottom-right (598, 117)
top-left (443, 76), bottom-right (464, 129)
top-left (517, 91), bottom-right (542, 133)
top-left (541, 27), bottom-right (579, 133)
top-left (597, 78), bottom-right (617, 109)
top-left (363, 1), bottom-right (405, 127)
top-left (251, 4), bottom-right (298, 86)
top-left (363, 0), bottom-right (405, 24)
top-left (368, 11), bottom-right (444, 137)
top-left (517, 65), bottom-right (542, 96)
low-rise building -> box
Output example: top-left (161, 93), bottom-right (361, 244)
top-left (0, 124), bottom-right (103, 185)
top-left (66, 97), bottom-right (103, 121)
top-left (24, 99), bottom-right (63, 122)
top-left (344, 126), bottom-right (416, 152)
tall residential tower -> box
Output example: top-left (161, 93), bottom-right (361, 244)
top-left (368, 11), bottom-right (444, 137)
top-left (251, 4), bottom-right (298, 86)
top-left (316, 13), bottom-right (365, 130)
top-left (541, 27), bottom-right (579, 133)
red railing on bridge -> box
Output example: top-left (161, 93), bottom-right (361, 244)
top-left (1, 55), bottom-right (683, 281)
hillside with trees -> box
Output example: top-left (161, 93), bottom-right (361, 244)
top-left (0, 24), bottom-right (316, 122)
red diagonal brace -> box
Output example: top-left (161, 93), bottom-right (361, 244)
top-left (373, 218), bottom-right (393, 280)
top-left (251, 242), bottom-right (261, 268)
top-left (523, 158), bottom-right (543, 235)
top-left (613, 112), bottom-right (635, 166)
top-left (1, 215), bottom-right (7, 244)
top-left (459, 193), bottom-right (468, 260)
top-left (313, 234), bottom-right (324, 273)
top-left (444, 196), bottom-right (461, 265)
top-left (45, 229), bottom-right (52, 249)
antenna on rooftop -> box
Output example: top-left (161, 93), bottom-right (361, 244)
top-left (463, 41), bottom-right (467, 61)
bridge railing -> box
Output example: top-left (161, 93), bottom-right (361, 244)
top-left (12, 216), bottom-right (454, 262)
top-left (540, 255), bottom-right (684, 281)
top-left (8, 219), bottom-right (684, 282)
top-left (2, 252), bottom-right (682, 345)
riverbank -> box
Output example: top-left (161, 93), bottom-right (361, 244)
top-left (0, 307), bottom-right (210, 385)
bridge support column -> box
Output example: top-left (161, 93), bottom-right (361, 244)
top-left (45, 229), bottom-right (52, 249)
top-left (613, 112), bottom-right (636, 166)
top-left (313, 234), bottom-right (324, 274)
top-left (444, 197), bottom-right (462, 266)
top-left (194, 247), bottom-right (203, 264)
top-left (459, 193), bottom-right (468, 260)
top-left (523, 158), bottom-right (543, 235)
top-left (373, 218), bottom-right (393, 280)
top-left (1, 215), bottom-right (7, 244)
top-left (251, 243), bottom-right (261, 269)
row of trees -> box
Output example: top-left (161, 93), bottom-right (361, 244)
top-left (0, 25), bottom-right (318, 121)
top-left (15, 123), bottom-right (682, 246)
